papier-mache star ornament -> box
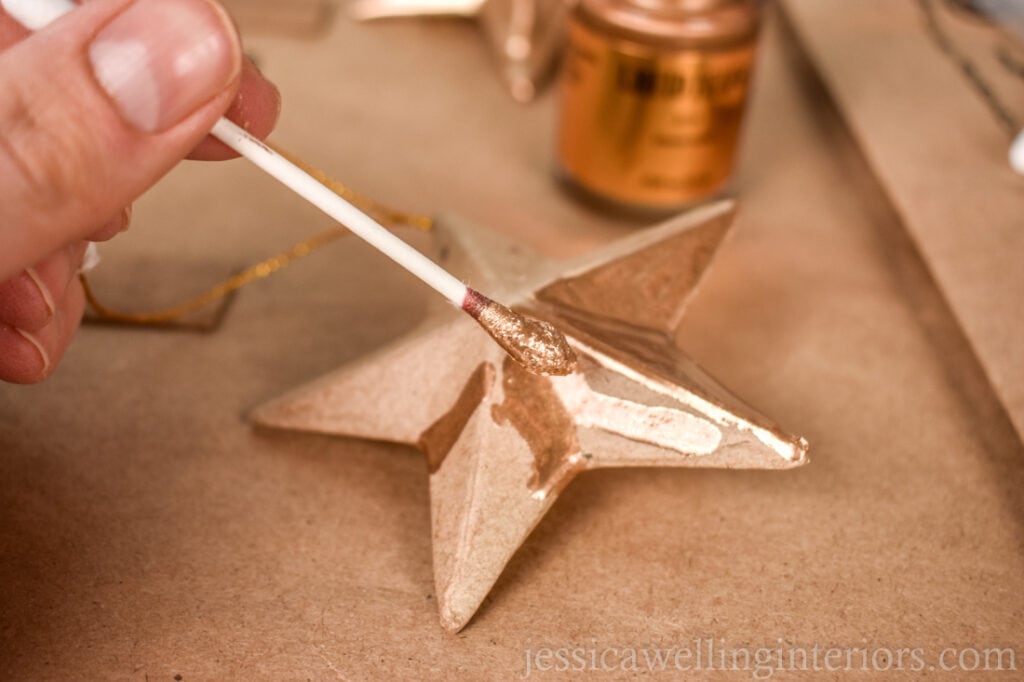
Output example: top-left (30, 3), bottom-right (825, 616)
top-left (252, 199), bottom-right (808, 632)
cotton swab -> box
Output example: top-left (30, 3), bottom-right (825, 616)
top-left (210, 119), bottom-right (469, 306)
top-left (214, 124), bottom-right (575, 377)
top-left (2, 0), bottom-right (577, 376)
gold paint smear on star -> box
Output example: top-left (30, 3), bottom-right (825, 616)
top-left (491, 357), bottom-right (584, 497)
top-left (419, 362), bottom-right (496, 473)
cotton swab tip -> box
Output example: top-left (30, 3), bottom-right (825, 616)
top-left (462, 288), bottom-right (578, 376)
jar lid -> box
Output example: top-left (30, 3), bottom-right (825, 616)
top-left (575, 0), bottom-right (761, 48)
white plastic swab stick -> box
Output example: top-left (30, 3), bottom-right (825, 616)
top-left (2, 0), bottom-right (470, 308)
top-left (211, 119), bottom-right (468, 305)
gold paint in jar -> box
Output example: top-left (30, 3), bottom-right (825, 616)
top-left (556, 0), bottom-right (762, 212)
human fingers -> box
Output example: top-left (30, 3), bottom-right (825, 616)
top-left (0, 241), bottom-right (89, 332)
top-left (0, 0), bottom-right (244, 282)
top-left (0, 271), bottom-right (86, 384)
top-left (1, 4), bottom-right (278, 162)
top-left (187, 58), bottom-right (281, 160)
top-left (0, 8), bottom-right (30, 47)
top-left (85, 204), bottom-right (132, 242)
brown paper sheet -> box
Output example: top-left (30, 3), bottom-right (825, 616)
top-left (2, 5), bottom-right (1023, 679)
top-left (221, 0), bottom-right (334, 37)
top-left (783, 0), bottom-right (1024, 443)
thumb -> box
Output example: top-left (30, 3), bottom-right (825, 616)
top-left (0, 0), bottom-right (243, 281)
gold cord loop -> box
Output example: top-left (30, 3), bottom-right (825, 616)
top-left (81, 143), bottom-right (432, 325)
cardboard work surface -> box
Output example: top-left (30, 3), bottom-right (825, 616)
top-left (2, 5), bottom-right (1023, 680)
top-left (783, 0), bottom-right (1024, 456)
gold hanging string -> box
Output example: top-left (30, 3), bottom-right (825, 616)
top-left (268, 142), bottom-right (432, 231)
top-left (81, 143), bottom-right (433, 325)
top-left (81, 226), bottom-right (344, 325)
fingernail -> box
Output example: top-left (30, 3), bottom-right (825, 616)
top-left (15, 328), bottom-right (50, 379)
top-left (89, 0), bottom-right (242, 133)
top-left (121, 204), bottom-right (133, 232)
top-left (24, 267), bottom-right (56, 318)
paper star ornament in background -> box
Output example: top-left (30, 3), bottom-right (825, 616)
top-left (252, 200), bottom-right (809, 632)
top-left (349, 0), bottom-right (568, 102)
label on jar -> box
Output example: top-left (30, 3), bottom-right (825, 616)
top-left (557, 18), bottom-right (756, 209)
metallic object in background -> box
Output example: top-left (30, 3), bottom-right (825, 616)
top-left (555, 0), bottom-right (764, 213)
top-left (350, 0), bottom-right (570, 102)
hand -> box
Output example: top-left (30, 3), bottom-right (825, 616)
top-left (0, 0), bottom-right (280, 383)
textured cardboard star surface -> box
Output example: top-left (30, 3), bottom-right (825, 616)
top-left (251, 202), bottom-right (807, 630)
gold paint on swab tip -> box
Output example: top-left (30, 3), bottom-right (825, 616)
top-left (461, 288), bottom-right (578, 376)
